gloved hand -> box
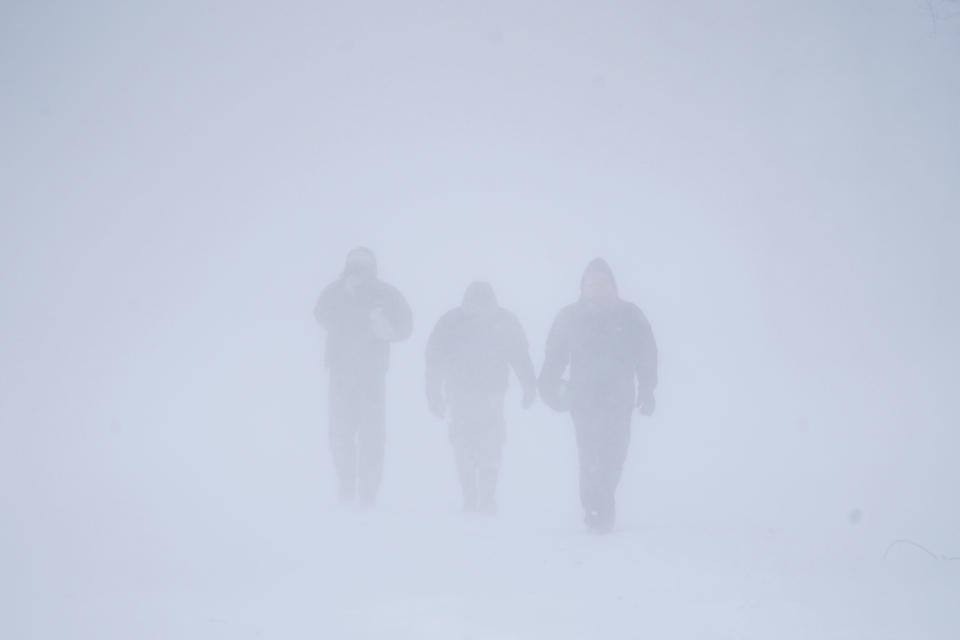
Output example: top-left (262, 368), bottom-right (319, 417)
top-left (541, 378), bottom-right (571, 412)
top-left (521, 386), bottom-right (537, 409)
top-left (636, 390), bottom-right (656, 417)
top-left (426, 386), bottom-right (445, 419)
top-left (369, 307), bottom-right (396, 341)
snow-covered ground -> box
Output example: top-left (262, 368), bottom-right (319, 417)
top-left (6, 398), bottom-right (959, 640)
top-left (8, 499), bottom-right (958, 639)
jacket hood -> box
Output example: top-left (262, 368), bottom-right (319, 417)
top-left (580, 258), bottom-right (619, 298)
top-left (461, 281), bottom-right (498, 313)
top-left (342, 246), bottom-right (378, 278)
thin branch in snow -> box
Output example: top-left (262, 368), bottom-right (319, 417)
top-left (884, 539), bottom-right (960, 562)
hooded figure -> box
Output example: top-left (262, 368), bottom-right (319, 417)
top-left (539, 259), bottom-right (657, 532)
top-left (314, 247), bottom-right (413, 505)
top-left (425, 282), bottom-right (537, 513)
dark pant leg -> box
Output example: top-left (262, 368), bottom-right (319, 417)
top-left (329, 370), bottom-right (387, 505)
top-left (572, 410), bottom-right (602, 520)
top-left (354, 374), bottom-right (386, 505)
top-left (329, 373), bottom-right (359, 503)
top-left (595, 409), bottom-right (631, 526)
top-left (475, 437), bottom-right (502, 513)
top-left (449, 392), bottom-right (505, 512)
top-left (453, 444), bottom-right (479, 510)
top-left (356, 380), bottom-right (386, 505)
top-left (572, 405), bottom-right (632, 529)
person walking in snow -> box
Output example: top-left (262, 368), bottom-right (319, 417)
top-left (539, 259), bottom-right (658, 533)
top-left (425, 282), bottom-right (537, 514)
top-left (314, 247), bottom-right (413, 506)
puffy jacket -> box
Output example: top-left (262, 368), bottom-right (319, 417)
top-left (315, 276), bottom-right (413, 375)
top-left (426, 283), bottom-right (536, 397)
top-left (539, 259), bottom-right (657, 411)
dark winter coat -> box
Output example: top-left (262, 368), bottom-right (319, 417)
top-left (314, 276), bottom-right (413, 376)
top-left (426, 297), bottom-right (536, 398)
top-left (539, 260), bottom-right (657, 412)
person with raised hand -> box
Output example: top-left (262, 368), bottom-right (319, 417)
top-left (314, 247), bottom-right (413, 507)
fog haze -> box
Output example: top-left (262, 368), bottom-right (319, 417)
top-left (3, 2), bottom-right (959, 638)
